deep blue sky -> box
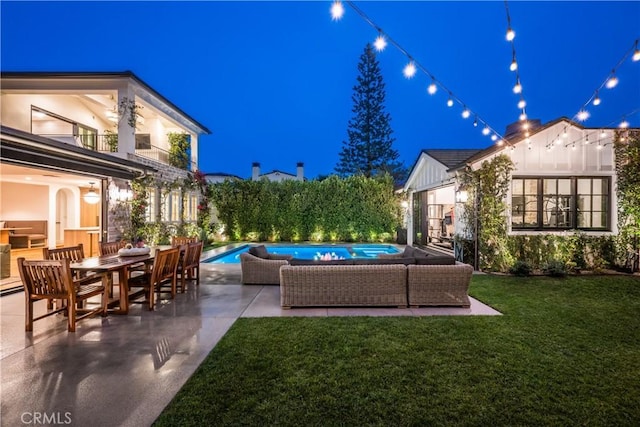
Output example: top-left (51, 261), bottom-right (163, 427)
top-left (2, 1), bottom-right (639, 179)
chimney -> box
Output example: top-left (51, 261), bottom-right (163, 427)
top-left (252, 162), bottom-right (260, 181)
top-left (296, 162), bottom-right (304, 181)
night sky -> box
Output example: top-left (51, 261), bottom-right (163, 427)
top-left (2, 1), bottom-right (639, 179)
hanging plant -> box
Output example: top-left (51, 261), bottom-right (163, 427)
top-left (118, 97), bottom-right (143, 131)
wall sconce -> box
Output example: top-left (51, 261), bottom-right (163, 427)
top-left (455, 186), bottom-right (469, 203)
top-left (83, 182), bottom-right (101, 204)
top-left (400, 200), bottom-right (409, 209)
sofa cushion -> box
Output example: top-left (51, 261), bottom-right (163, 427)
top-left (415, 255), bottom-right (456, 265)
top-left (289, 258), bottom-right (354, 266)
top-left (412, 247), bottom-right (430, 258)
top-left (248, 244), bottom-right (269, 259)
top-left (352, 257), bottom-right (416, 265)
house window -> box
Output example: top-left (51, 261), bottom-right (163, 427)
top-left (185, 193), bottom-right (198, 222)
top-left (511, 177), bottom-right (610, 231)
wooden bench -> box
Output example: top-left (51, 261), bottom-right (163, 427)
top-left (5, 220), bottom-right (48, 248)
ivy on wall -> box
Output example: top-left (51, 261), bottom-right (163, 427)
top-left (458, 154), bottom-right (515, 272)
top-left (614, 129), bottom-right (640, 270)
top-left (168, 132), bottom-right (191, 170)
top-left (210, 174), bottom-right (402, 242)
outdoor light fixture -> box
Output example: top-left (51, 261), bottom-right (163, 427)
top-left (447, 97), bottom-right (454, 107)
top-left (576, 110), bottom-right (590, 121)
top-left (593, 92), bottom-right (601, 106)
top-left (513, 80), bottom-right (522, 94)
top-left (455, 186), bottom-right (469, 204)
top-left (461, 108), bottom-right (471, 119)
top-left (633, 42), bottom-right (640, 61)
top-left (491, 134), bottom-right (498, 141)
top-left (403, 61), bottom-right (417, 78)
top-left (482, 126), bottom-right (490, 136)
top-left (619, 119), bottom-right (630, 128)
top-left (374, 34), bottom-right (387, 52)
top-left (510, 58), bottom-right (518, 71)
top-left (330, 1), bottom-right (344, 20)
top-left (506, 27), bottom-right (515, 41)
top-left (519, 113), bottom-right (527, 121)
top-left (83, 182), bottom-right (100, 205)
top-left (517, 99), bottom-right (526, 109)
top-left (605, 73), bottom-right (618, 89)
top-left (427, 82), bottom-right (437, 95)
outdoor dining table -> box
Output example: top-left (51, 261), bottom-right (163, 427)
top-left (70, 245), bottom-right (172, 314)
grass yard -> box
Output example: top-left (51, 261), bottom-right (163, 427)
top-left (155, 275), bottom-right (640, 426)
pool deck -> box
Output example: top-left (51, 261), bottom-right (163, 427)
top-left (0, 246), bottom-right (499, 427)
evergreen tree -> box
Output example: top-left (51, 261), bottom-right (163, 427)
top-left (335, 43), bottom-right (406, 184)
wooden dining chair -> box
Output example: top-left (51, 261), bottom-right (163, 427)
top-left (128, 247), bottom-right (181, 310)
top-left (99, 240), bottom-right (126, 256)
top-left (42, 243), bottom-right (103, 308)
top-left (17, 257), bottom-right (108, 332)
top-left (176, 241), bottom-right (203, 292)
top-left (171, 236), bottom-right (198, 246)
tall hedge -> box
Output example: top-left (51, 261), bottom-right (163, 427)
top-left (209, 175), bottom-right (402, 242)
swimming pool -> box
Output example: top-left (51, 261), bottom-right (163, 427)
top-left (206, 244), bottom-right (400, 264)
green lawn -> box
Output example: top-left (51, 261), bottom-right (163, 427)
top-left (155, 275), bottom-right (640, 426)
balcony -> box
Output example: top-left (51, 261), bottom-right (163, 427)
top-left (37, 133), bottom-right (195, 171)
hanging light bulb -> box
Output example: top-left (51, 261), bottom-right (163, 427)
top-left (576, 110), bottom-right (590, 122)
top-left (482, 126), bottom-right (490, 136)
top-left (600, 129), bottom-right (607, 138)
top-left (633, 41), bottom-right (640, 61)
top-left (517, 99), bottom-right (526, 109)
top-left (374, 34), bottom-right (387, 52)
top-left (461, 108), bottom-right (471, 119)
top-left (491, 134), bottom-right (498, 141)
top-left (597, 141), bottom-right (603, 150)
top-left (619, 119), bottom-right (630, 128)
top-left (513, 79), bottom-right (522, 94)
top-left (83, 182), bottom-right (100, 205)
top-left (427, 81), bottom-right (437, 95)
top-left (447, 97), bottom-right (454, 107)
top-left (593, 91), bottom-right (601, 106)
top-left (506, 27), bottom-right (515, 41)
top-left (497, 139), bottom-right (505, 146)
top-left (562, 128), bottom-right (568, 138)
top-left (555, 138), bottom-right (562, 145)
top-left (584, 134), bottom-right (590, 144)
top-left (522, 121), bottom-right (530, 130)
top-left (510, 56), bottom-right (518, 71)
top-left (519, 113), bottom-right (527, 121)
top-left (473, 117), bottom-right (478, 127)
top-left (330, 1), bottom-right (345, 20)
top-left (605, 72), bottom-right (618, 89)
top-left (403, 61), bottom-right (417, 78)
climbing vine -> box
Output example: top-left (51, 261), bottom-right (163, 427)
top-left (458, 154), bottom-right (515, 272)
top-left (168, 132), bottom-right (191, 170)
top-left (118, 97), bottom-right (143, 131)
top-left (614, 129), bottom-right (640, 271)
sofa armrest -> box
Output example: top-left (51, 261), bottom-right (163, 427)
top-left (267, 254), bottom-right (293, 261)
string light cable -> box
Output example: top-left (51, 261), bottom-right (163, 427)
top-left (331, 0), bottom-right (510, 146)
top-left (504, 0), bottom-right (529, 124)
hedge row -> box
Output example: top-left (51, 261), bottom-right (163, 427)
top-left (209, 175), bottom-right (402, 242)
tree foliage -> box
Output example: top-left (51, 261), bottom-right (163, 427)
top-left (209, 175), bottom-right (402, 242)
top-left (168, 132), bottom-right (191, 170)
top-left (336, 43), bottom-right (406, 184)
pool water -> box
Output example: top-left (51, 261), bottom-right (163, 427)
top-left (206, 244), bottom-right (400, 264)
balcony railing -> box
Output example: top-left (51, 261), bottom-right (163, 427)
top-left (37, 133), bottom-right (195, 171)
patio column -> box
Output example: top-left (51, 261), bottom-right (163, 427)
top-left (116, 86), bottom-right (136, 157)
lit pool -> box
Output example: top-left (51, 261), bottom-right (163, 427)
top-left (206, 244), bottom-right (400, 264)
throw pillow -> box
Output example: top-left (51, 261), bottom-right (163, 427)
top-left (248, 244), bottom-right (269, 259)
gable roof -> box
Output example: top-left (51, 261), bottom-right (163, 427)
top-left (0, 71), bottom-right (211, 134)
top-left (423, 149), bottom-right (483, 169)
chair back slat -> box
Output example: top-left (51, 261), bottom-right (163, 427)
top-left (18, 258), bottom-right (73, 298)
top-left (151, 247), bottom-right (181, 285)
top-left (99, 241), bottom-right (126, 256)
top-left (43, 244), bottom-right (86, 262)
top-left (171, 236), bottom-right (198, 247)
top-left (184, 241), bottom-right (203, 269)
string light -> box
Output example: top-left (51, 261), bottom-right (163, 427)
top-left (506, 27), bottom-right (515, 41)
top-left (517, 99), bottom-right (526, 109)
top-left (592, 91), bottom-right (601, 106)
top-left (403, 60), bottom-right (417, 78)
top-left (619, 119), bottom-right (630, 128)
top-left (330, 1), bottom-right (345, 20)
top-left (509, 56), bottom-right (518, 71)
top-left (634, 40), bottom-right (640, 61)
top-left (374, 34), bottom-right (387, 52)
top-left (332, 0), bottom-right (508, 146)
top-left (504, 0), bottom-right (528, 124)
top-left (576, 110), bottom-right (590, 122)
top-left (513, 80), bottom-right (522, 94)
top-left (605, 72), bottom-right (619, 89)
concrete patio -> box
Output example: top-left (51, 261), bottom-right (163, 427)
top-left (0, 256), bottom-right (500, 426)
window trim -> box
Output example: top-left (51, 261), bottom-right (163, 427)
top-left (511, 176), bottom-right (611, 231)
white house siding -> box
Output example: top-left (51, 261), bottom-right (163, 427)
top-left (469, 120), bottom-right (618, 236)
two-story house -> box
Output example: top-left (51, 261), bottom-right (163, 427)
top-left (0, 71), bottom-right (210, 262)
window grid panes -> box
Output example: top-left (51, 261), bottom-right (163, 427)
top-left (511, 177), bottom-right (610, 231)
